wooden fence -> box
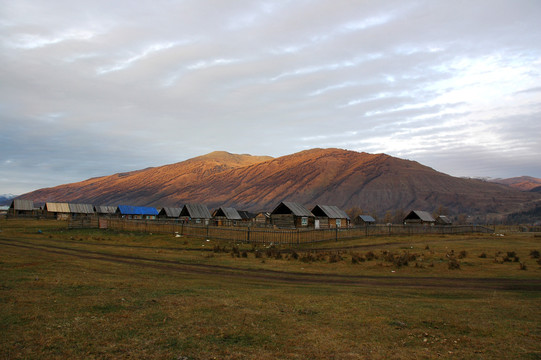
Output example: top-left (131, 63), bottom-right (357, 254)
top-left (68, 218), bottom-right (494, 245)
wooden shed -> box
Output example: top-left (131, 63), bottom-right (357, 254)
top-left (311, 205), bottom-right (350, 228)
top-left (212, 207), bottom-right (242, 226)
top-left (94, 205), bottom-right (118, 217)
top-left (271, 201), bottom-right (314, 228)
top-left (44, 202), bottom-right (71, 220)
top-left (436, 215), bottom-right (452, 225)
top-left (403, 210), bottom-right (435, 225)
top-left (8, 199), bottom-right (37, 218)
top-left (158, 207), bottom-right (182, 219)
top-left (354, 214), bottom-right (376, 226)
top-left (254, 212), bottom-right (271, 226)
top-left (180, 203), bottom-right (212, 224)
top-left (69, 203), bottom-right (94, 219)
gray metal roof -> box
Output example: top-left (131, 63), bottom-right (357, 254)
top-left (10, 199), bottom-right (35, 211)
top-left (213, 207), bottom-right (242, 220)
top-left (312, 205), bottom-right (350, 219)
top-left (69, 203), bottom-right (95, 214)
top-left (405, 210), bottom-right (435, 222)
top-left (436, 215), bottom-right (452, 224)
top-left (181, 203), bottom-right (212, 219)
top-left (359, 215), bottom-right (376, 223)
top-left (159, 207), bottom-right (182, 218)
top-left (94, 205), bottom-right (117, 214)
top-left (272, 201), bottom-right (314, 217)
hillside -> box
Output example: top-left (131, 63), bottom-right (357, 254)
top-left (18, 148), bottom-right (541, 216)
top-left (490, 176), bottom-right (541, 191)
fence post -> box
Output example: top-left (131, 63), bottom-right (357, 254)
top-left (247, 227), bottom-right (251, 243)
top-left (335, 227), bottom-right (338, 242)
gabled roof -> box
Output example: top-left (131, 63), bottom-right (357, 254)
top-left (181, 203), bottom-right (212, 219)
top-left (159, 207), bottom-right (182, 218)
top-left (10, 199), bottom-right (35, 211)
top-left (213, 207), bottom-right (242, 220)
top-left (45, 202), bottom-right (71, 213)
top-left (69, 203), bottom-right (94, 214)
top-left (94, 205), bottom-right (117, 214)
top-left (404, 210), bottom-right (435, 222)
top-left (358, 215), bottom-right (376, 223)
top-left (237, 210), bottom-right (255, 220)
top-left (117, 205), bottom-right (159, 216)
top-left (436, 215), bottom-right (452, 224)
top-left (311, 205), bottom-right (350, 219)
top-left (271, 202), bottom-right (314, 217)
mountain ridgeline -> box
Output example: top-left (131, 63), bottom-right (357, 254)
top-left (19, 148), bottom-right (540, 217)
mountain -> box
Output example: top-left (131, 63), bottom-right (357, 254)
top-left (490, 176), bottom-right (541, 191)
top-left (18, 148), bottom-right (541, 217)
top-left (0, 194), bottom-right (17, 206)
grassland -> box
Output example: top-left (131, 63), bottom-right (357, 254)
top-left (1, 219), bottom-right (540, 359)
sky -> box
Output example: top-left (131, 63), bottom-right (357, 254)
top-left (1, 0), bottom-right (541, 195)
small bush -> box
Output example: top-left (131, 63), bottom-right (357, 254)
top-left (241, 251), bottom-right (248, 258)
top-left (507, 251), bottom-right (516, 258)
top-left (290, 251), bottom-right (299, 260)
top-left (329, 253), bottom-right (343, 263)
top-left (478, 252), bottom-right (487, 258)
top-left (458, 250), bottom-right (467, 259)
top-left (529, 250), bottom-right (540, 259)
top-left (448, 258), bottom-right (460, 270)
top-left (254, 250), bottom-right (262, 259)
top-left (365, 251), bottom-right (376, 260)
top-left (519, 262), bottom-right (527, 270)
top-left (301, 253), bottom-right (316, 263)
top-left (351, 253), bottom-right (365, 264)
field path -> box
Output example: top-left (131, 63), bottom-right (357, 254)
top-left (2, 238), bottom-right (540, 292)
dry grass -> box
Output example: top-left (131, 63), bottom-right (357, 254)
top-left (1, 219), bottom-right (540, 359)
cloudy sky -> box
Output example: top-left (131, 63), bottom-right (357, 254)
top-left (1, 0), bottom-right (540, 195)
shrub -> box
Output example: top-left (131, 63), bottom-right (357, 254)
top-left (529, 250), bottom-right (540, 259)
top-left (458, 250), bottom-right (467, 259)
top-left (507, 251), bottom-right (517, 258)
top-left (448, 258), bottom-right (460, 270)
top-left (365, 251), bottom-right (376, 260)
top-left (478, 252), bottom-right (487, 258)
top-left (519, 262), bottom-right (527, 270)
top-left (329, 253), bottom-right (343, 263)
top-left (241, 251), bottom-right (248, 258)
top-left (290, 251), bottom-right (299, 260)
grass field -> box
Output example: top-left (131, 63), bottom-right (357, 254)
top-left (1, 219), bottom-right (540, 359)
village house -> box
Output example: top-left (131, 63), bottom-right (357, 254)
top-left (8, 199), bottom-right (37, 218)
top-left (69, 203), bottom-right (95, 219)
top-left (180, 203), bottom-right (212, 224)
top-left (436, 215), bottom-right (452, 225)
top-left (94, 205), bottom-right (118, 217)
top-left (311, 205), bottom-right (350, 228)
top-left (271, 201), bottom-right (314, 228)
top-left (354, 214), bottom-right (376, 226)
top-left (403, 210), bottom-right (436, 225)
top-left (158, 207), bottom-right (182, 219)
top-left (116, 205), bottom-right (158, 220)
top-left (212, 207), bottom-right (242, 226)
top-left (44, 202), bottom-right (71, 220)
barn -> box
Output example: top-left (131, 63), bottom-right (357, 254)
top-left (158, 207), bottom-right (182, 219)
top-left (311, 205), bottom-right (350, 228)
top-left (403, 210), bottom-right (435, 225)
top-left (271, 201), bottom-right (314, 228)
top-left (117, 205), bottom-right (158, 220)
top-left (8, 199), bottom-right (36, 218)
top-left (180, 203), bottom-right (212, 224)
top-left (212, 207), bottom-right (242, 226)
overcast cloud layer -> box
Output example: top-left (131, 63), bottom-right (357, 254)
top-left (1, 0), bottom-right (540, 194)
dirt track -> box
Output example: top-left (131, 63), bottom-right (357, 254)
top-left (2, 238), bottom-right (540, 292)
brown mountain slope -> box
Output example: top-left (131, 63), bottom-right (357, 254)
top-left (490, 176), bottom-right (541, 191)
top-left (20, 148), bottom-right (540, 216)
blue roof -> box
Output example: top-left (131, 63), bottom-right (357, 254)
top-left (117, 205), bottom-right (158, 215)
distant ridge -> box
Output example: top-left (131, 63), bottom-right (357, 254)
top-left (18, 148), bottom-right (541, 217)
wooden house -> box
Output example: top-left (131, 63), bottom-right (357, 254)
top-left (180, 203), bottom-right (212, 224)
top-left (94, 205), bottom-right (117, 217)
top-left (237, 210), bottom-right (255, 222)
top-left (436, 215), bottom-right (452, 225)
top-left (212, 207), bottom-right (242, 226)
top-left (158, 207), bottom-right (182, 219)
top-left (403, 210), bottom-right (435, 225)
top-left (354, 214), bottom-right (376, 226)
top-left (311, 205), bottom-right (350, 228)
top-left (271, 201), bottom-right (314, 228)
top-left (44, 202), bottom-right (71, 220)
top-left (254, 212), bottom-right (271, 226)
top-left (8, 199), bottom-right (37, 218)
top-left (69, 203), bottom-right (95, 219)
top-left (116, 205), bottom-right (158, 220)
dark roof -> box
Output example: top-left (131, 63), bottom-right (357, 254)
top-left (69, 203), bottom-right (94, 214)
top-left (181, 204), bottom-right (212, 219)
top-left (358, 215), bottom-right (376, 223)
top-left (436, 215), bottom-right (452, 224)
top-left (94, 205), bottom-right (117, 214)
top-left (311, 205), bottom-right (350, 219)
top-left (237, 210), bottom-right (255, 220)
top-left (159, 207), bottom-right (182, 218)
top-left (404, 210), bottom-right (435, 222)
top-left (213, 207), bottom-right (242, 220)
top-left (271, 202), bottom-right (314, 217)
top-left (10, 199), bottom-right (34, 211)
top-left (117, 205), bottom-right (159, 216)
